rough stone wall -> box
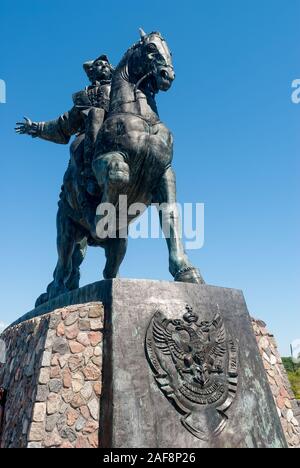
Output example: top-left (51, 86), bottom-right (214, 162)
top-left (252, 319), bottom-right (300, 448)
top-left (0, 302), bottom-right (103, 448)
top-left (0, 302), bottom-right (299, 448)
top-left (0, 315), bottom-right (49, 447)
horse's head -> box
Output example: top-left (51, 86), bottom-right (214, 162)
top-left (128, 29), bottom-right (175, 93)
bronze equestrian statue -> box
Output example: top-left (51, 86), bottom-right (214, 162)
top-left (16, 30), bottom-right (204, 307)
top-left (16, 55), bottom-right (114, 305)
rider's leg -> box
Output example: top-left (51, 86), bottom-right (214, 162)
top-left (84, 108), bottom-right (105, 196)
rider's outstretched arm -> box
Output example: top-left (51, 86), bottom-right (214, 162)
top-left (15, 106), bottom-right (82, 145)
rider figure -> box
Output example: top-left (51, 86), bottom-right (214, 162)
top-left (15, 55), bottom-right (113, 209)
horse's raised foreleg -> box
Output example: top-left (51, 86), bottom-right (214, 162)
top-left (93, 152), bottom-right (129, 203)
top-left (103, 237), bottom-right (128, 279)
top-left (153, 167), bottom-right (204, 284)
top-left (92, 152), bottom-right (130, 239)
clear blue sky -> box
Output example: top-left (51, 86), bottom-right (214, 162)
top-left (0, 0), bottom-right (299, 355)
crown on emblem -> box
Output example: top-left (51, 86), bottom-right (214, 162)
top-left (183, 305), bottom-right (198, 323)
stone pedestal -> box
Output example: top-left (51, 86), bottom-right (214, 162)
top-left (0, 302), bottom-right (103, 448)
top-left (253, 319), bottom-right (300, 448)
top-left (0, 280), bottom-right (288, 448)
top-left (100, 280), bottom-right (287, 448)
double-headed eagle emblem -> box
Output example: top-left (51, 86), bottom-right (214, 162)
top-left (145, 305), bottom-right (238, 440)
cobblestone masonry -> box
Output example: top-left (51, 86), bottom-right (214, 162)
top-left (0, 302), bottom-right (103, 448)
top-left (0, 302), bottom-right (298, 448)
top-left (252, 319), bottom-right (300, 448)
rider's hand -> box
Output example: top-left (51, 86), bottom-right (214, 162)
top-left (15, 117), bottom-right (40, 137)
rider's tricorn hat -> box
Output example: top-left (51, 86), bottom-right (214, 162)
top-left (83, 55), bottom-right (113, 75)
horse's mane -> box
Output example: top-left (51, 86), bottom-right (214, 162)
top-left (115, 32), bottom-right (165, 71)
top-left (115, 42), bottom-right (140, 71)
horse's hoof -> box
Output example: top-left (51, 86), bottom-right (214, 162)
top-left (48, 287), bottom-right (69, 301)
top-left (174, 267), bottom-right (205, 285)
top-left (35, 293), bottom-right (49, 308)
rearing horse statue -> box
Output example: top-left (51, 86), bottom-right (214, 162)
top-left (92, 29), bottom-right (204, 285)
top-left (22, 29), bottom-right (204, 307)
